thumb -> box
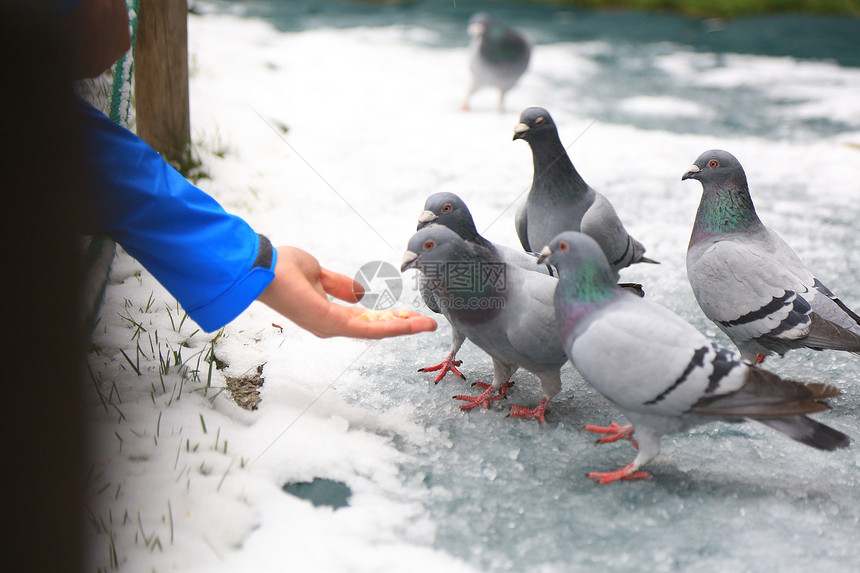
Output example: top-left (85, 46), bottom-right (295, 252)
top-left (320, 268), bottom-right (364, 303)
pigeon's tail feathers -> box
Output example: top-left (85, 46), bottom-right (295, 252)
top-left (812, 278), bottom-right (860, 329)
top-left (690, 367), bottom-right (849, 451)
top-left (802, 381), bottom-right (845, 401)
top-left (828, 295), bottom-right (860, 330)
top-left (689, 367), bottom-right (843, 418)
top-left (618, 282), bottom-right (645, 298)
top-left (798, 313), bottom-right (860, 353)
top-left (754, 416), bottom-right (850, 451)
top-left (630, 236), bottom-right (658, 266)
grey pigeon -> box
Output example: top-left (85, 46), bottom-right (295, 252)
top-left (402, 225), bottom-right (567, 422)
top-left (513, 107), bottom-right (657, 276)
top-left (462, 12), bottom-right (531, 112)
top-left (683, 149), bottom-right (860, 364)
top-left (417, 192), bottom-right (556, 276)
top-left (414, 192), bottom-right (555, 383)
top-left (541, 231), bottom-right (850, 484)
top-left (418, 190), bottom-right (644, 290)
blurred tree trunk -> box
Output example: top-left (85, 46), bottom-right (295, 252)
top-left (135, 0), bottom-right (190, 164)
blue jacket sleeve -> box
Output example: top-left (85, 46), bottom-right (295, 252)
top-left (77, 99), bottom-right (276, 332)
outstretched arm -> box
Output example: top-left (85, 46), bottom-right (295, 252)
top-left (257, 247), bottom-right (437, 339)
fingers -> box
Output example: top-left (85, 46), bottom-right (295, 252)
top-left (320, 268), bottom-right (364, 303)
top-left (261, 248), bottom-right (436, 339)
top-left (347, 313), bottom-right (438, 339)
top-left (333, 307), bottom-right (437, 339)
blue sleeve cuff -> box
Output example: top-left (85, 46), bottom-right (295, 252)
top-left (189, 236), bottom-right (278, 332)
top-left (77, 98), bottom-right (277, 332)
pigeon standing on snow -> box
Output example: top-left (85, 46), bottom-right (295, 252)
top-left (514, 107), bottom-right (657, 276)
top-left (417, 192), bottom-right (556, 276)
top-left (541, 231), bottom-right (849, 484)
top-left (683, 149), bottom-right (860, 364)
top-left (402, 225), bottom-right (567, 422)
top-left (413, 192), bottom-right (555, 383)
top-left (462, 12), bottom-right (531, 112)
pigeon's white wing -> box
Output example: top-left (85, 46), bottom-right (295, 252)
top-left (808, 279), bottom-right (860, 333)
top-left (506, 270), bottom-right (567, 366)
top-left (570, 298), bottom-right (745, 416)
top-left (514, 198), bottom-right (530, 252)
top-left (758, 230), bottom-right (860, 331)
top-left (580, 192), bottom-right (630, 273)
top-left (687, 234), bottom-right (814, 345)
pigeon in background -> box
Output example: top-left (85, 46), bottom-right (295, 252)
top-left (683, 149), bottom-right (860, 364)
top-left (414, 192), bottom-right (555, 383)
top-left (542, 231), bottom-right (849, 484)
top-left (514, 107), bottom-right (657, 276)
top-left (402, 225), bottom-right (567, 422)
top-left (462, 12), bottom-right (531, 112)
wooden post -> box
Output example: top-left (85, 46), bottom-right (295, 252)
top-left (135, 0), bottom-right (190, 164)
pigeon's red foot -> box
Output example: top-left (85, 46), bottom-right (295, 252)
top-left (753, 353), bottom-right (767, 365)
top-left (588, 463), bottom-right (650, 485)
top-left (507, 397), bottom-right (550, 423)
top-left (418, 356), bottom-right (464, 383)
top-left (583, 422), bottom-right (638, 449)
top-left (454, 381), bottom-right (514, 411)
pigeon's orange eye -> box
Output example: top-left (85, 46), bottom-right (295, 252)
top-left (708, 159), bottom-right (719, 168)
top-left (535, 117), bottom-right (545, 126)
top-left (441, 204), bottom-right (453, 213)
top-left (423, 240), bottom-right (436, 250)
top-left (558, 241), bottom-right (569, 253)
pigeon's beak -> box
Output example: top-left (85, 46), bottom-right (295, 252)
top-left (416, 210), bottom-right (438, 229)
top-left (512, 123), bottom-right (530, 141)
top-left (537, 246), bottom-right (552, 264)
top-left (467, 22), bottom-right (485, 37)
top-left (681, 164), bottom-right (702, 181)
top-left (400, 251), bottom-right (419, 272)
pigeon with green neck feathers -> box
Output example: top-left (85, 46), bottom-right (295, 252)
top-left (402, 225), bottom-right (567, 422)
top-left (683, 149), bottom-right (860, 364)
top-left (541, 231), bottom-right (849, 484)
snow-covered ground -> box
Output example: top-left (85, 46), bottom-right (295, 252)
top-left (84, 4), bottom-right (860, 572)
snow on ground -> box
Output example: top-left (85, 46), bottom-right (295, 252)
top-left (84, 6), bottom-right (860, 572)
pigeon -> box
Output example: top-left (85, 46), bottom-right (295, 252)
top-left (541, 231), bottom-right (850, 484)
top-left (414, 192), bottom-right (556, 383)
top-left (683, 149), bottom-right (860, 364)
top-left (417, 192), bottom-right (556, 276)
top-left (513, 107), bottom-right (658, 277)
top-left (402, 225), bottom-right (568, 422)
top-left (462, 12), bottom-right (531, 112)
